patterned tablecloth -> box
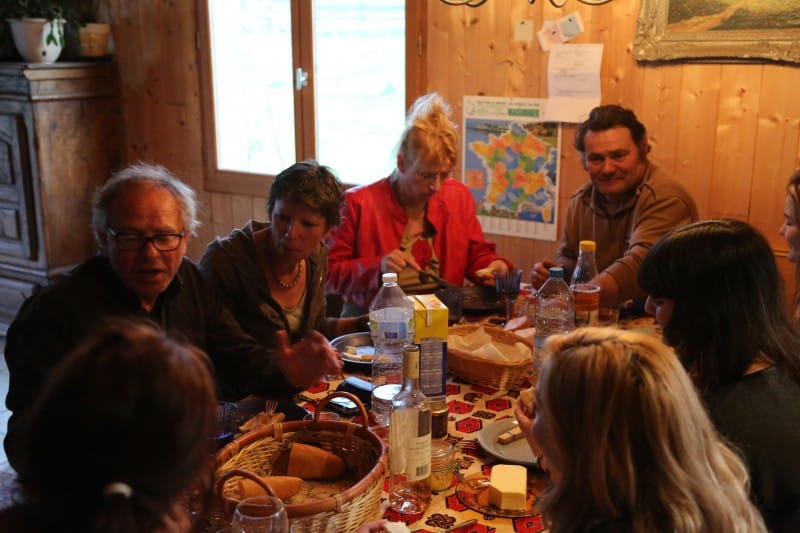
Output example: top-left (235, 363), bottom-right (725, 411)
top-left (300, 317), bottom-right (661, 533)
top-left (301, 371), bottom-right (546, 533)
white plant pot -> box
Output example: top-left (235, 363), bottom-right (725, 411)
top-left (7, 18), bottom-right (65, 64)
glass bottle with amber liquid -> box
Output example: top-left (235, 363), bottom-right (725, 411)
top-left (570, 240), bottom-right (600, 327)
top-left (389, 344), bottom-right (432, 514)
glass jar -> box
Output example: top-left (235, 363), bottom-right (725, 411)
top-left (429, 395), bottom-right (449, 439)
top-left (429, 441), bottom-right (456, 492)
top-left (371, 383), bottom-right (401, 427)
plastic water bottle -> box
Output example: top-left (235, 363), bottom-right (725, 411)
top-left (369, 273), bottom-right (415, 424)
top-left (570, 240), bottom-right (600, 327)
top-left (534, 267), bottom-right (574, 371)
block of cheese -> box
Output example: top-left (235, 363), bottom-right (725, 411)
top-left (488, 464), bottom-right (527, 511)
top-left (496, 426), bottom-right (523, 445)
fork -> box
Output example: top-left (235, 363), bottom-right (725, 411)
top-left (263, 399), bottom-right (278, 417)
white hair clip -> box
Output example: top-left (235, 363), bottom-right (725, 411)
top-left (103, 482), bottom-right (133, 499)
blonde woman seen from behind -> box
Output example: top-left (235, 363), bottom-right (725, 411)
top-left (515, 328), bottom-right (766, 533)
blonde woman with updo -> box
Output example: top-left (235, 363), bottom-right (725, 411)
top-left (326, 92), bottom-right (512, 316)
top-left (515, 328), bottom-right (767, 533)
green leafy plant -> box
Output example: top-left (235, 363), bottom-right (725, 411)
top-left (0, 0), bottom-right (83, 51)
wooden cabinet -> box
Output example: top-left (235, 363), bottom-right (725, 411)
top-left (0, 62), bottom-right (121, 332)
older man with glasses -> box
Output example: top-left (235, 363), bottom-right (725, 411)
top-left (3, 162), bottom-right (342, 471)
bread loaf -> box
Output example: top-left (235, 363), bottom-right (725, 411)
top-left (236, 475), bottom-right (303, 500)
top-left (287, 443), bottom-right (346, 480)
top-left (518, 387), bottom-right (535, 417)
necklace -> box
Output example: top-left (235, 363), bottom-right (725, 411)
top-left (272, 260), bottom-right (303, 289)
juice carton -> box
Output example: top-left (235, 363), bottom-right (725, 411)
top-left (411, 294), bottom-right (448, 397)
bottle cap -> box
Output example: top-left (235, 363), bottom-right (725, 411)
top-left (381, 272), bottom-right (398, 284)
top-left (548, 266), bottom-right (564, 278)
top-left (578, 240), bottom-right (596, 252)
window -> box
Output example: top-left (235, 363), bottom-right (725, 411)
top-left (199, 0), bottom-right (425, 195)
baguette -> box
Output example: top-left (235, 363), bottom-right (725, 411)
top-left (287, 443), bottom-right (346, 480)
top-left (236, 475), bottom-right (303, 500)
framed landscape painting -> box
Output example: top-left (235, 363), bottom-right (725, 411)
top-left (633, 0), bottom-right (800, 63)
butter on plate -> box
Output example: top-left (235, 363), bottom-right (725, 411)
top-left (488, 464), bottom-right (527, 511)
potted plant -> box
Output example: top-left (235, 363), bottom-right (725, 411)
top-left (0, 0), bottom-right (81, 63)
top-left (60, 0), bottom-right (110, 58)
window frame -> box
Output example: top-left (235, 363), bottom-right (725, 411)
top-left (197, 0), bottom-right (427, 196)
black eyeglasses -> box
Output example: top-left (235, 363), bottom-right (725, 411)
top-left (107, 228), bottom-right (186, 251)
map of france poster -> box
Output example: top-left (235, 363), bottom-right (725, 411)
top-left (462, 96), bottom-right (561, 241)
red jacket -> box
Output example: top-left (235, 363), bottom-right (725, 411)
top-left (326, 176), bottom-right (510, 310)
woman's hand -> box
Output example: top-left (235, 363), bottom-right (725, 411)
top-left (276, 330), bottom-right (343, 389)
top-left (356, 520), bottom-right (389, 533)
top-left (475, 259), bottom-right (509, 286)
top-left (514, 389), bottom-right (547, 470)
top-left (380, 249), bottom-right (421, 274)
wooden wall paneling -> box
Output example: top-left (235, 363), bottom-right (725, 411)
top-left (253, 196), bottom-right (268, 221)
top-left (490, 1), bottom-right (514, 97)
top-left (230, 193), bottom-right (254, 230)
top-left (708, 64), bottom-right (761, 220)
top-left (191, 170), bottom-right (214, 260)
top-left (749, 64), bottom-right (800, 251)
top-left (209, 192), bottom-right (233, 243)
top-left (426, 4), bottom-right (455, 96)
top-left (673, 63), bottom-right (722, 219)
top-left (510, 4), bottom-right (541, 98)
top-left (474, 4), bottom-right (498, 98)
top-left (596, 1), bottom-right (639, 107)
top-left (639, 64), bottom-right (683, 176)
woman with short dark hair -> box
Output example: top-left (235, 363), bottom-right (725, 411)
top-left (200, 159), bottom-right (366, 348)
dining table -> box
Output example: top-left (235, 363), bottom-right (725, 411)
top-left (295, 314), bottom-right (662, 533)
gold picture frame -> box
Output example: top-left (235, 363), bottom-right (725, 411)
top-left (633, 0), bottom-right (800, 63)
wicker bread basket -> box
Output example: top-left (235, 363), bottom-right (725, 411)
top-left (447, 324), bottom-right (533, 390)
top-left (215, 392), bottom-right (387, 533)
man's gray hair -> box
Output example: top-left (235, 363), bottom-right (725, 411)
top-left (92, 163), bottom-right (200, 235)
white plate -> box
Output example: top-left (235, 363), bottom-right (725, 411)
top-left (330, 332), bottom-right (374, 365)
top-left (476, 418), bottom-right (538, 467)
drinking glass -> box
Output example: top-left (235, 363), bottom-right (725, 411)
top-left (215, 401), bottom-right (236, 450)
top-left (435, 288), bottom-right (463, 325)
top-left (231, 495), bottom-right (289, 533)
top-left (495, 269), bottom-right (523, 324)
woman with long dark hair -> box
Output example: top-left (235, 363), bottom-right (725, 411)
top-left (638, 219), bottom-right (800, 531)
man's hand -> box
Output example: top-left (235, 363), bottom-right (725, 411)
top-left (275, 330), bottom-right (343, 390)
top-left (475, 259), bottom-right (509, 286)
top-left (530, 260), bottom-right (556, 289)
top-left (380, 249), bottom-right (421, 274)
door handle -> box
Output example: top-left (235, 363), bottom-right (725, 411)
top-left (295, 68), bottom-right (308, 91)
